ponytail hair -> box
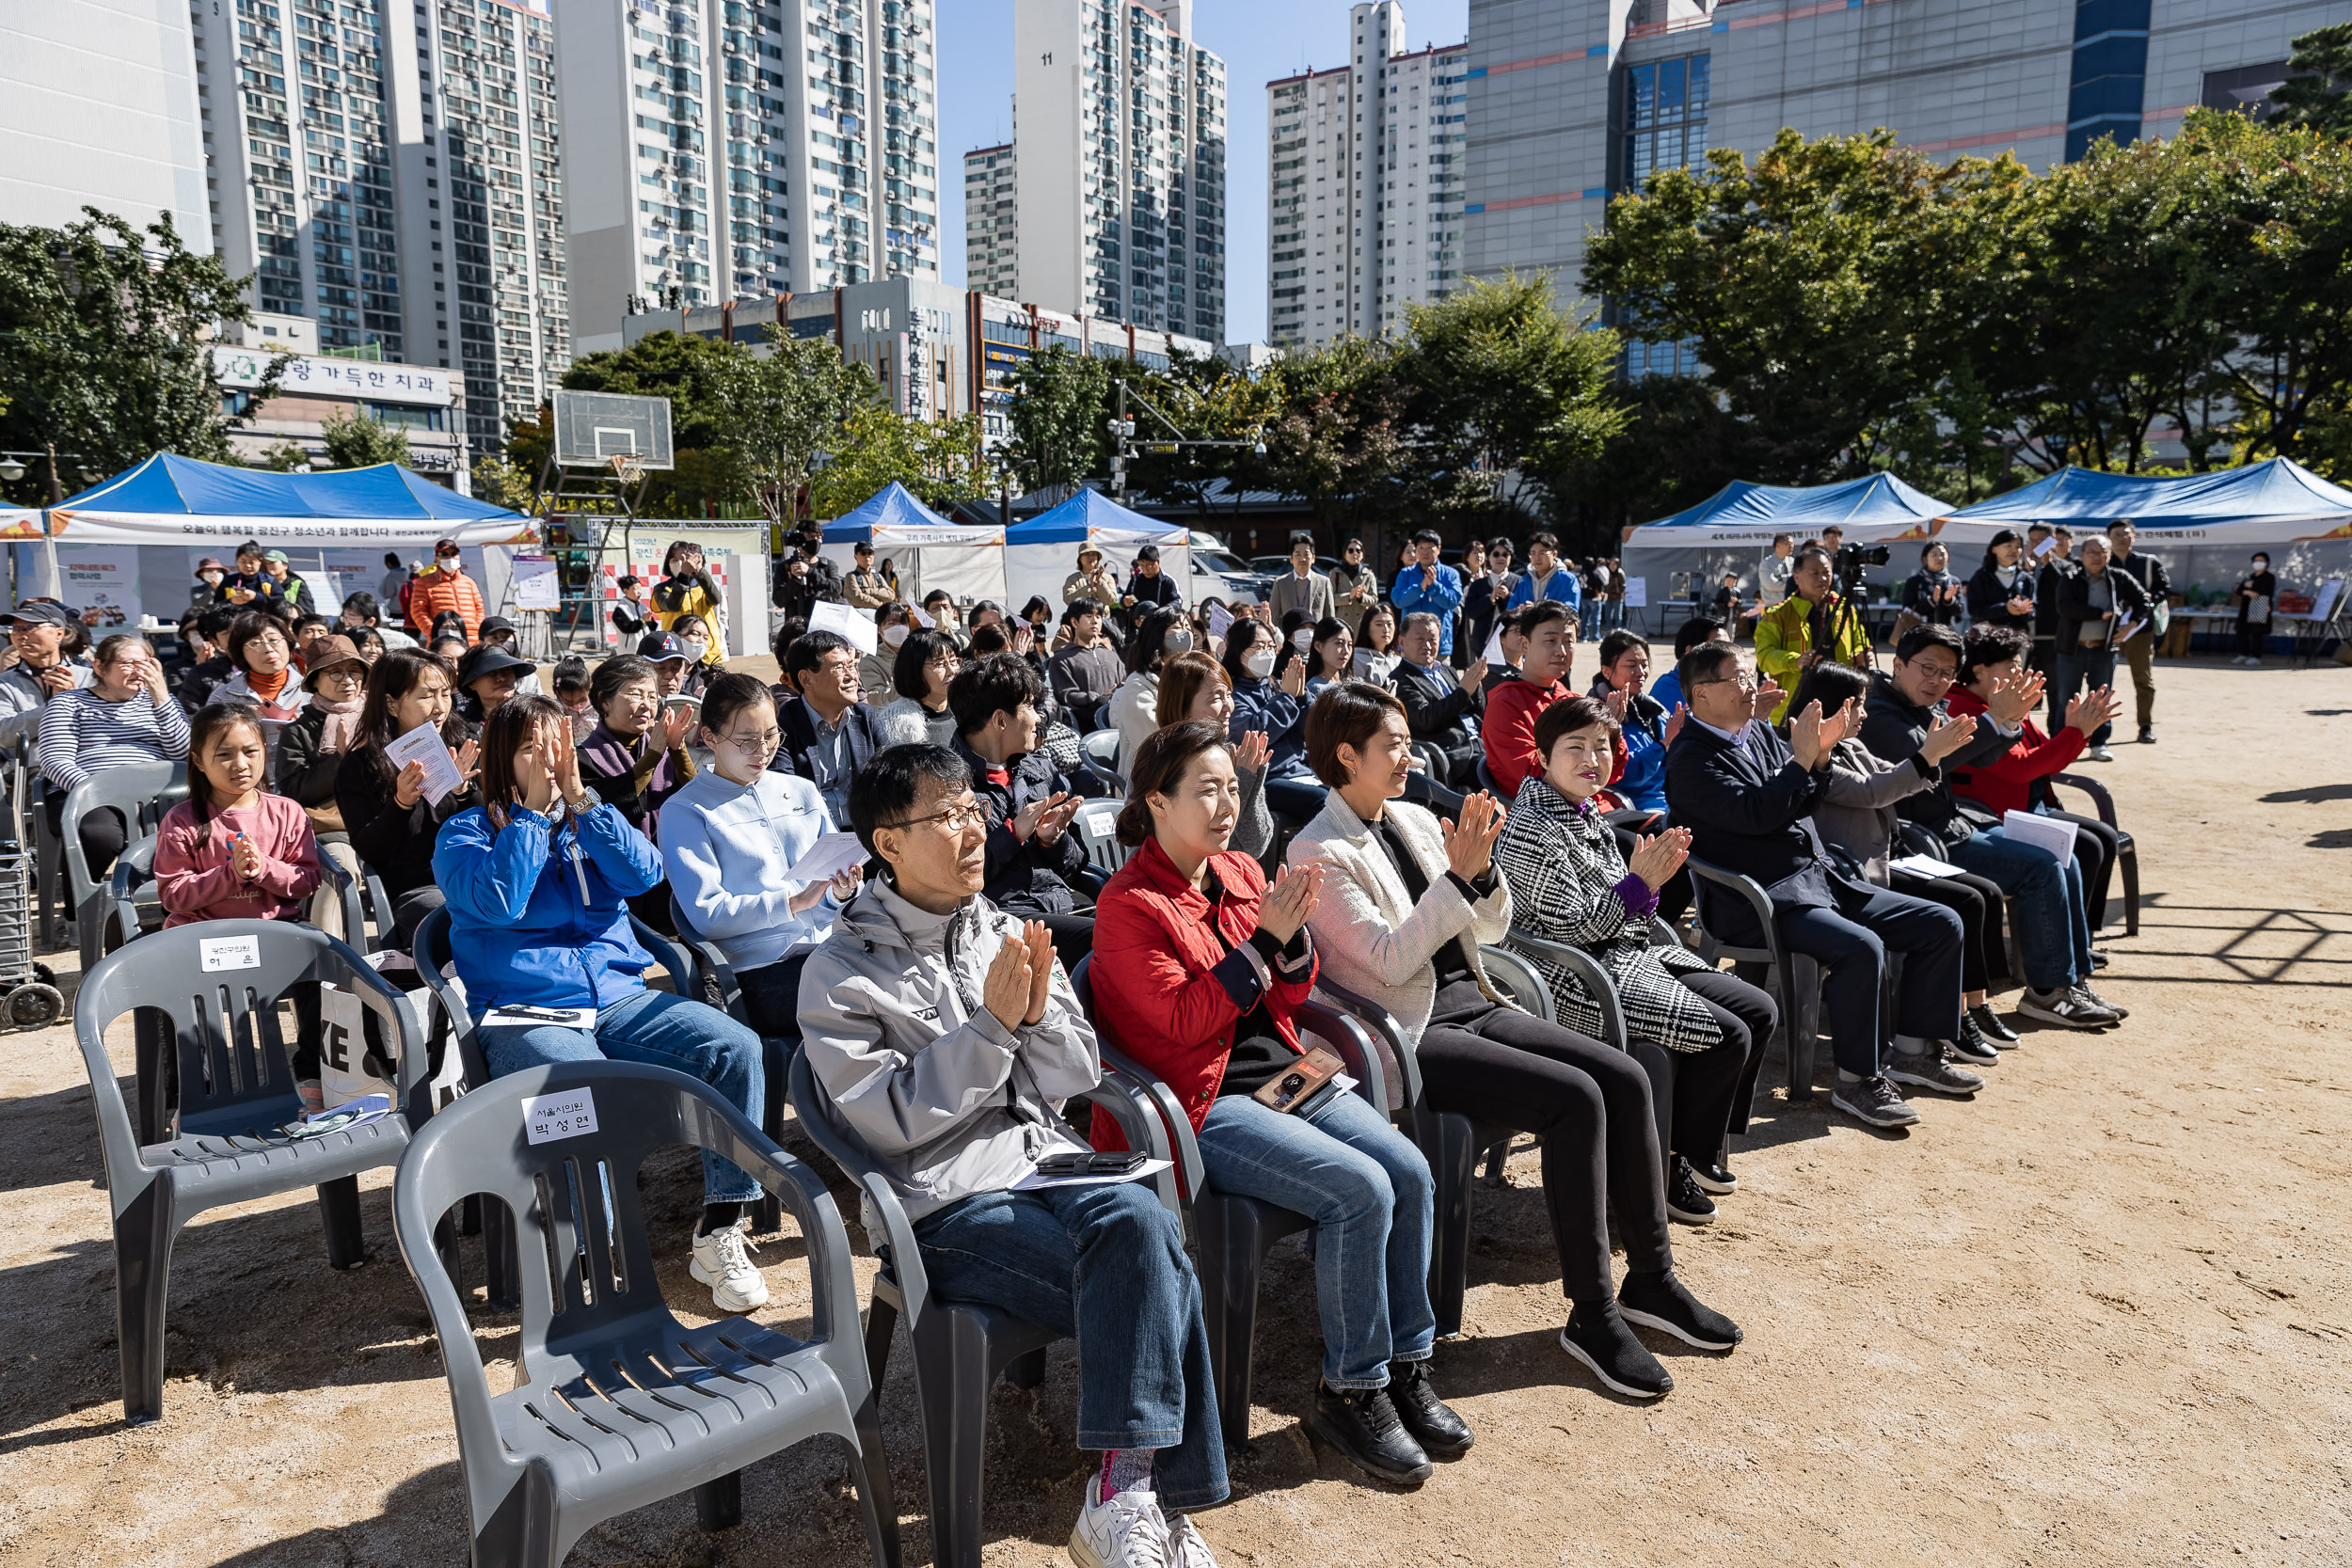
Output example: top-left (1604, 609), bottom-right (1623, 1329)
top-left (1115, 720), bottom-right (1230, 847)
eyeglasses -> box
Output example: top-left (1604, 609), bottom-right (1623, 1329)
top-left (1905, 662), bottom-right (1960, 686)
top-left (889, 799), bottom-right (986, 835)
top-left (1692, 672), bottom-right (1758, 692)
top-left (722, 728), bottom-right (782, 751)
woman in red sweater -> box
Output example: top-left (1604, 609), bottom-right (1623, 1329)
top-left (1089, 721), bottom-right (1470, 1486)
top-left (1946, 625), bottom-right (2127, 932)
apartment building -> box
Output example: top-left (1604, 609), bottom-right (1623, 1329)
top-left (961, 141), bottom-right (1019, 299)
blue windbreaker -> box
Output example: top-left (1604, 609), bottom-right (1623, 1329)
top-left (433, 799), bottom-right (664, 1016)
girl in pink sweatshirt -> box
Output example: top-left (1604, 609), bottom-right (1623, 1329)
top-left (155, 703), bottom-right (325, 927)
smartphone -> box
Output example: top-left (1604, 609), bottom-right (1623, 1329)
top-left (1036, 1149), bottom-right (1147, 1178)
top-left (1252, 1046), bottom-right (1348, 1114)
top-left (493, 1004), bottom-right (591, 1023)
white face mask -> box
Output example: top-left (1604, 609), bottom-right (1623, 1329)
top-left (682, 637), bottom-right (709, 660)
top-left (1291, 628), bottom-right (1314, 651)
top-left (881, 623), bottom-right (910, 647)
top-left (1163, 628), bottom-right (1194, 655)
top-left (1244, 648), bottom-right (1277, 679)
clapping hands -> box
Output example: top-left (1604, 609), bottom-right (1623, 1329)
top-left (982, 919), bottom-right (1058, 1030)
top-left (1918, 709), bottom-right (1979, 764)
top-left (1440, 791), bottom-right (1506, 881)
top-left (1985, 667), bottom-right (2046, 726)
top-left (1232, 729), bottom-right (1271, 775)
top-left (1626, 825), bottom-right (1691, 893)
top-left (1256, 863), bottom-right (1323, 944)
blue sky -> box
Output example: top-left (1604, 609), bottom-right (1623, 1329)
top-left (934, 0), bottom-right (1470, 344)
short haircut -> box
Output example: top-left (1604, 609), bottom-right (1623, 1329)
top-left (1516, 598), bottom-right (1575, 640)
top-left (699, 671), bottom-right (775, 736)
top-left (383, 551), bottom-right (401, 567)
top-left (1820, 525), bottom-right (1845, 538)
top-left (225, 611), bottom-right (286, 671)
top-left (948, 651), bottom-right (1043, 735)
top-left (922, 588), bottom-right (953, 607)
top-left (618, 573), bottom-right (640, 591)
top-left (786, 629), bottom-right (857, 683)
top-left (1794, 546), bottom-right (1832, 572)
top-left (2026, 523), bottom-right (2051, 536)
top-left (1343, 536), bottom-right (1364, 550)
top-left (197, 604), bottom-right (240, 639)
top-left (2105, 519), bottom-right (2134, 532)
top-left (1596, 628), bottom-right (1647, 669)
top-left (342, 591), bottom-right (380, 622)
top-left (1786, 660), bottom-right (1870, 724)
top-left (1289, 531), bottom-right (1316, 549)
top-left (894, 626), bottom-right (959, 698)
top-left (2052, 525), bottom-right (2074, 539)
top-left (589, 653), bottom-right (656, 713)
top-left (1488, 536), bottom-right (1514, 553)
top-left (849, 743), bottom-right (974, 857)
top-left (1893, 623), bottom-right (1965, 666)
top-left (1399, 610), bottom-right (1441, 640)
top-left (1134, 545), bottom-right (1161, 562)
top-left (877, 599), bottom-right (911, 626)
top-left (1962, 624), bottom-right (2030, 682)
top-left (1305, 679), bottom-right (1406, 787)
top-left (551, 654), bottom-right (590, 692)
top-left (1116, 720), bottom-right (1229, 847)
top-left (967, 623), bottom-right (1010, 655)
top-left (1066, 594), bottom-right (1104, 619)
top-left (1410, 529), bottom-right (1442, 547)
top-left (477, 693), bottom-right (568, 808)
top-left (1155, 650), bottom-right (1230, 728)
top-left (293, 614), bottom-right (330, 637)
top-left (1772, 532), bottom-right (1794, 546)
top-left (1218, 615), bottom-right (1273, 685)
top-left (235, 539), bottom-right (263, 562)
top-left (1533, 692), bottom-right (1615, 758)
top-left (1529, 531), bottom-right (1560, 551)
top-left (1676, 641), bottom-right (1740, 697)
top-left (1919, 542), bottom-right (1944, 562)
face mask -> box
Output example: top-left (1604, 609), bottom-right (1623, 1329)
top-left (201, 571), bottom-right (222, 586)
top-left (2252, 559), bottom-right (2269, 572)
top-left (683, 638), bottom-right (709, 660)
top-left (1244, 648), bottom-right (1277, 679)
top-left (437, 556), bottom-right (459, 573)
top-left (1291, 628), bottom-right (1314, 651)
top-left (1163, 628), bottom-right (1194, 655)
top-left (882, 623), bottom-right (909, 647)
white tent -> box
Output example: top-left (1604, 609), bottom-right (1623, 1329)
top-left (817, 483), bottom-right (1006, 615)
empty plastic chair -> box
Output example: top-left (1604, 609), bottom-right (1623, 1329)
top-left (390, 1059), bottom-right (899, 1568)
top-left (63, 760), bottom-right (186, 964)
top-left (73, 918), bottom-right (424, 1423)
top-left (1683, 854), bottom-right (1815, 1099)
top-left (1077, 728), bottom-right (1123, 797)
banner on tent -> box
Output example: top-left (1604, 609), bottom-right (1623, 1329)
top-left (45, 510), bottom-right (538, 546)
top-left (1622, 519), bottom-right (1943, 548)
top-left (55, 546), bottom-right (141, 630)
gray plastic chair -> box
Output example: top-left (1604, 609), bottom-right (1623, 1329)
top-left (73, 918), bottom-right (424, 1424)
top-left (1070, 954), bottom-right (1388, 1448)
top-left (787, 1046), bottom-right (1168, 1568)
top-left (2043, 770), bottom-right (2139, 937)
top-left (95, 833), bottom-right (163, 963)
top-left (326, 858), bottom-right (401, 956)
top-left (390, 1060), bottom-right (899, 1568)
top-left (1684, 854), bottom-right (1816, 1099)
top-left (1896, 821), bottom-right (2026, 990)
top-left (63, 760), bottom-right (187, 961)
top-left (1076, 728), bottom-right (1123, 798)
top-left (1494, 929), bottom-right (1678, 1158)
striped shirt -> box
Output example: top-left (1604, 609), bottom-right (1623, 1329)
top-left (39, 687), bottom-right (191, 792)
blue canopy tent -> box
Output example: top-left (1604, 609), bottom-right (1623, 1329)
top-left (815, 481), bottom-right (1006, 614)
top-left (9, 453), bottom-right (535, 632)
top-left (1620, 473), bottom-right (1955, 613)
top-left (1004, 487), bottom-right (1192, 614)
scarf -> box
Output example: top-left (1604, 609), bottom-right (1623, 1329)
top-left (312, 693), bottom-right (364, 753)
top-left (245, 666), bottom-right (290, 704)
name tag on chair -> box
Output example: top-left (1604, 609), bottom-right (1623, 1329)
top-left (524, 1088), bottom-right (598, 1146)
top-left (199, 935), bottom-right (261, 973)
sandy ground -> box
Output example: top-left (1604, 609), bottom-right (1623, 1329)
top-left (1, 656), bottom-right (2348, 1568)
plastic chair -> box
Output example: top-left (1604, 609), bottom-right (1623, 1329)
top-left (1683, 855), bottom-right (1816, 1099)
top-left (1072, 799), bottom-right (1130, 879)
top-left (786, 1047), bottom-right (1168, 1568)
top-left (2042, 771), bottom-right (2139, 937)
top-left (1070, 954), bottom-right (1388, 1448)
top-left (73, 918), bottom-right (425, 1424)
top-left (93, 833), bottom-right (163, 965)
top-left (1495, 928), bottom-right (1677, 1160)
top-left (325, 858), bottom-right (401, 957)
top-left (1077, 728), bottom-right (1124, 798)
top-left (664, 891), bottom-right (798, 1236)
top-left (62, 760), bottom-right (187, 962)
top-left (390, 1060), bottom-right (900, 1568)
top-left (1896, 821), bottom-right (2026, 991)
top-left (1475, 756), bottom-right (1503, 797)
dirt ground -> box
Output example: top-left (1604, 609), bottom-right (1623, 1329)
top-left (1, 656), bottom-right (2348, 1568)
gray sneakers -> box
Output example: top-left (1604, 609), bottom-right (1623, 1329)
top-left (2017, 987), bottom-right (2116, 1030)
top-left (1886, 1043), bottom-right (1985, 1096)
top-left (2074, 982), bottom-right (2128, 1020)
top-left (1830, 1074), bottom-right (1921, 1128)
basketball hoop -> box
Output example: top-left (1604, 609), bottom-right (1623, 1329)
top-left (612, 454), bottom-right (646, 485)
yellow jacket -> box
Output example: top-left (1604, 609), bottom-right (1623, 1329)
top-left (652, 572), bottom-right (727, 665)
top-left (1753, 592), bottom-right (1870, 721)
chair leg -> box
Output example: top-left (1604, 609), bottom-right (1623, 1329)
top-left (112, 1179), bottom-right (175, 1425)
top-left (911, 1310), bottom-right (996, 1568)
top-left (134, 1008), bottom-right (172, 1148)
top-left (1476, 1140), bottom-right (1509, 1186)
top-left (1005, 1345), bottom-right (1047, 1390)
top-left (318, 1175), bottom-right (366, 1270)
top-left (1788, 958), bottom-right (1821, 1101)
top-left (846, 1394), bottom-right (905, 1568)
top-left (755, 1037), bottom-right (789, 1235)
top-left (459, 1192), bottom-right (483, 1238)
top-left (864, 1292), bottom-right (898, 1392)
top-left (2119, 845), bottom-right (2140, 938)
top-left (693, 1469), bottom-right (744, 1532)
top-left (1427, 1116), bottom-right (1476, 1340)
top-left (1195, 1198), bottom-right (1266, 1450)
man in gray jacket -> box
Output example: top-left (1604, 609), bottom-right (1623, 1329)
top-left (1266, 531), bottom-right (1335, 626)
top-left (798, 743), bottom-right (1228, 1568)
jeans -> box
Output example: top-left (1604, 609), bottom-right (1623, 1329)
top-left (1945, 825), bottom-right (2091, 992)
top-left (478, 987), bottom-right (767, 1204)
top-left (2042, 807), bottom-right (2122, 931)
top-left (1775, 881), bottom-right (1964, 1078)
top-left (736, 950), bottom-right (814, 1041)
top-left (2054, 644), bottom-right (2118, 745)
top-left (914, 1181), bottom-right (1228, 1511)
top-left (1197, 1085), bottom-right (1437, 1390)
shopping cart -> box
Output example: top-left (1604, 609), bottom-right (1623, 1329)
top-left (0, 746), bottom-right (63, 1028)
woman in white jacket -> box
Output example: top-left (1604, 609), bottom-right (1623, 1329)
top-left (658, 673), bottom-right (862, 1040)
top-left (1286, 681), bottom-right (1742, 1402)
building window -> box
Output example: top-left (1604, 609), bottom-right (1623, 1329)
top-left (2067, 0), bottom-right (2150, 162)
top-left (1619, 54), bottom-right (1708, 192)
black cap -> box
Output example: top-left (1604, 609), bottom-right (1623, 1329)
top-left (479, 614), bottom-right (516, 639)
top-left (0, 601), bottom-right (74, 627)
top-left (456, 642), bottom-right (534, 689)
top-left (637, 630), bottom-right (689, 663)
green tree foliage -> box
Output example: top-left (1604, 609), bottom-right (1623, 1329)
top-left (320, 407), bottom-right (411, 469)
top-left (0, 209), bottom-right (261, 500)
top-left (707, 328), bottom-right (880, 525)
top-left (1002, 345), bottom-right (1112, 495)
top-left (560, 330), bottom-right (754, 515)
top-left (807, 405), bottom-right (989, 518)
top-left (2266, 22), bottom-right (2352, 138)
top-left (469, 453), bottom-right (536, 513)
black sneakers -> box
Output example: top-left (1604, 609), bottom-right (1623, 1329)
top-left (1559, 1302), bottom-right (1674, 1399)
top-left (1686, 1158), bottom-right (1738, 1195)
top-left (1618, 1268), bottom-right (1744, 1352)
top-left (1386, 1357), bottom-right (1473, 1460)
top-left (1665, 1154), bottom-right (1718, 1223)
top-left (1951, 1014), bottom-right (2001, 1065)
top-left (1311, 1382), bottom-right (1433, 1484)
top-left (1966, 1002), bottom-right (2020, 1045)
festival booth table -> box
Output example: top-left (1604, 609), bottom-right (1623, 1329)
top-left (1004, 488), bottom-right (1192, 619)
top-left (817, 482), bottom-right (1006, 620)
top-left (7, 454), bottom-right (537, 634)
top-left (1619, 473), bottom-right (1953, 635)
top-left (1936, 460), bottom-right (2352, 653)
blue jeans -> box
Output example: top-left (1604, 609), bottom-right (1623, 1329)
top-left (914, 1181), bottom-right (1228, 1511)
top-left (1196, 1085), bottom-right (1436, 1390)
top-left (2054, 644), bottom-right (2117, 745)
top-left (1946, 825), bottom-right (2092, 992)
top-left (477, 988), bottom-right (767, 1205)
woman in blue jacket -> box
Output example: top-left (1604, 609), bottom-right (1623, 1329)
top-left (433, 692), bottom-right (772, 1315)
top-left (1221, 617), bottom-right (1326, 822)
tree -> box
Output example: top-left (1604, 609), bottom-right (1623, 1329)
top-left (560, 330), bottom-right (755, 515)
top-left (320, 407), bottom-right (411, 469)
top-left (707, 329), bottom-right (879, 525)
top-left (1002, 345), bottom-right (1111, 496)
top-left (2267, 22), bottom-right (2352, 139)
top-left (469, 453), bottom-right (536, 513)
top-left (0, 208), bottom-right (262, 501)
top-left (807, 406), bottom-right (990, 517)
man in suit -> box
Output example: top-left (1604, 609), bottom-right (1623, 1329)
top-left (1267, 531), bottom-right (1336, 626)
top-left (2105, 520), bottom-right (2169, 745)
top-left (1391, 610), bottom-right (1483, 787)
top-left (1662, 641), bottom-right (1975, 1130)
top-left (772, 629), bottom-right (886, 824)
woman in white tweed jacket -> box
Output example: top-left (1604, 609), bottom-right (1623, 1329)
top-left (1492, 692), bottom-right (1780, 1210)
top-left (1287, 681), bottom-right (1743, 1402)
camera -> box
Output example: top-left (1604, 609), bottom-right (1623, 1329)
top-left (1835, 541), bottom-right (1890, 593)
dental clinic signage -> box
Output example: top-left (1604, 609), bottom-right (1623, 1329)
top-left (212, 348), bottom-right (454, 407)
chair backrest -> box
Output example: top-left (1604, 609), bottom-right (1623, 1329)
top-left (1682, 853), bottom-right (1779, 961)
top-left (1083, 729), bottom-right (1120, 767)
top-left (1476, 942), bottom-right (1554, 1022)
top-left (1501, 929), bottom-right (1629, 1051)
top-left (61, 760), bottom-right (187, 902)
top-left (1072, 799), bottom-right (1130, 876)
top-left (75, 918), bottom-right (421, 1151)
top-left (1476, 756), bottom-right (1502, 796)
top-left (109, 834), bottom-right (158, 903)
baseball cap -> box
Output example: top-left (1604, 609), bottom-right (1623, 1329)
top-left (479, 614), bottom-right (516, 641)
top-left (262, 548), bottom-right (291, 564)
top-left (434, 537), bottom-right (460, 555)
top-left (0, 601), bottom-right (74, 627)
top-left (637, 630), bottom-right (690, 663)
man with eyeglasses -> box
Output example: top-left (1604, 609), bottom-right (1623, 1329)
top-left (1858, 624), bottom-right (2119, 1033)
top-left (1662, 640), bottom-right (1968, 1131)
top-left (771, 629), bottom-right (884, 825)
top-left (800, 744), bottom-right (1231, 1568)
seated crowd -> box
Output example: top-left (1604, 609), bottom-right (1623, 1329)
top-left (28, 527), bottom-right (2153, 1568)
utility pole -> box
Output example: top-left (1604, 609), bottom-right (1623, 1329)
top-left (1104, 379), bottom-right (1263, 507)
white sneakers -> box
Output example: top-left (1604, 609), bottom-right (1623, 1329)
top-left (1070, 1478), bottom-right (1220, 1568)
top-left (688, 1220), bottom-right (770, 1313)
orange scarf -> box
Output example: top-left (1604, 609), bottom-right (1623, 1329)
top-left (245, 667), bottom-right (290, 704)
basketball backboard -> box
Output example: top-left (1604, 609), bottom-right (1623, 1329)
top-left (552, 390), bottom-right (675, 469)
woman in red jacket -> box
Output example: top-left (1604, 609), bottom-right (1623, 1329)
top-left (1090, 721), bottom-right (1470, 1487)
top-left (1946, 625), bottom-right (2127, 933)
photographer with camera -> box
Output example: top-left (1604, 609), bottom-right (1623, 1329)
top-left (1753, 546), bottom-right (1874, 723)
top-left (772, 530), bottom-right (842, 623)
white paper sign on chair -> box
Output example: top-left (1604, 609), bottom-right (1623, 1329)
top-left (199, 935), bottom-right (261, 973)
top-left (524, 1088), bottom-right (598, 1146)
